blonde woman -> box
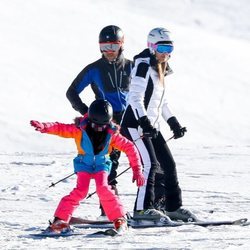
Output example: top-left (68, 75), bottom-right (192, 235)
top-left (121, 28), bottom-right (197, 222)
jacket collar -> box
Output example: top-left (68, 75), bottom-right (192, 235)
top-left (101, 53), bottom-right (125, 65)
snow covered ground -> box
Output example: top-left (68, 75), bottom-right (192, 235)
top-left (1, 0), bottom-right (250, 249)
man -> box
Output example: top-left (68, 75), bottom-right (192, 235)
top-left (66, 25), bottom-right (133, 217)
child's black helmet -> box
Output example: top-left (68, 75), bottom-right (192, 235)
top-left (88, 99), bottom-right (113, 125)
top-left (99, 25), bottom-right (124, 43)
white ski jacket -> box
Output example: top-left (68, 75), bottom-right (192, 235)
top-left (124, 49), bottom-right (174, 131)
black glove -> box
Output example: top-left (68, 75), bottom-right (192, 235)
top-left (139, 116), bottom-right (158, 139)
top-left (167, 116), bottom-right (187, 139)
top-left (74, 116), bottom-right (85, 127)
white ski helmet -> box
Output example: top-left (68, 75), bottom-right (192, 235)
top-left (147, 27), bottom-right (173, 54)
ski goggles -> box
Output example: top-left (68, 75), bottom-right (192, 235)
top-left (90, 122), bottom-right (108, 132)
top-left (154, 44), bottom-right (174, 54)
top-left (99, 42), bottom-right (121, 52)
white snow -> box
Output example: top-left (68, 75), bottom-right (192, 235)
top-left (1, 0), bottom-right (250, 249)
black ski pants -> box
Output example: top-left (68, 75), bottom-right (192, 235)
top-left (108, 111), bottom-right (124, 186)
top-left (152, 132), bottom-right (182, 212)
top-left (121, 127), bottom-right (182, 212)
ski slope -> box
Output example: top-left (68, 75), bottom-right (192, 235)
top-left (1, 0), bottom-right (250, 249)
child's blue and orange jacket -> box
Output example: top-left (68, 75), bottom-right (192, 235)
top-left (40, 117), bottom-right (142, 174)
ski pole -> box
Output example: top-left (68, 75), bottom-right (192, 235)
top-left (86, 166), bottom-right (131, 199)
top-left (133, 135), bottom-right (144, 143)
top-left (166, 135), bottom-right (174, 142)
top-left (166, 126), bottom-right (187, 142)
top-left (49, 172), bottom-right (75, 188)
top-left (48, 135), bottom-right (174, 189)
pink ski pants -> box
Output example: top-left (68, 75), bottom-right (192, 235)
top-left (54, 171), bottom-right (126, 222)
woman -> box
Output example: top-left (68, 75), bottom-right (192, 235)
top-left (121, 28), bottom-right (197, 222)
top-left (30, 99), bottom-right (144, 234)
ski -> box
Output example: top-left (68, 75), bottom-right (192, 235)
top-left (71, 216), bottom-right (248, 229)
top-left (128, 217), bottom-right (248, 228)
top-left (30, 230), bottom-right (82, 238)
top-left (87, 228), bottom-right (121, 237)
top-left (69, 216), bottom-right (110, 225)
top-left (29, 218), bottom-right (248, 238)
top-left (69, 217), bottom-right (112, 229)
top-left (29, 227), bottom-right (124, 238)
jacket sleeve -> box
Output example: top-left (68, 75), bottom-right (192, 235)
top-left (66, 67), bottom-right (93, 115)
top-left (127, 60), bottom-right (150, 120)
top-left (110, 132), bottom-right (142, 172)
top-left (41, 122), bottom-right (81, 138)
top-left (161, 99), bottom-right (174, 122)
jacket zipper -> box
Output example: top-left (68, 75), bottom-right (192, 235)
top-left (108, 63), bottom-right (123, 110)
top-left (153, 80), bottom-right (165, 127)
top-left (108, 72), bottom-right (115, 88)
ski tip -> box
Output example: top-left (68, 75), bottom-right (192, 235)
top-left (87, 228), bottom-right (127, 237)
top-left (234, 218), bottom-right (248, 225)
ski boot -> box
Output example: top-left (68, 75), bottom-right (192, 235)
top-left (165, 207), bottom-right (198, 222)
top-left (44, 219), bottom-right (72, 234)
top-left (113, 217), bottom-right (128, 234)
top-left (133, 208), bottom-right (171, 221)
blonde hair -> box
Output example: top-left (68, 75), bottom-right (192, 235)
top-left (156, 62), bottom-right (167, 86)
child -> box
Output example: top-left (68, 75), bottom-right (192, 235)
top-left (30, 99), bottom-right (145, 234)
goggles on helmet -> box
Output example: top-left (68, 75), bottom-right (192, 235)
top-left (90, 122), bottom-right (108, 132)
top-left (156, 44), bottom-right (174, 54)
top-left (99, 42), bottom-right (121, 52)
top-left (153, 44), bottom-right (174, 54)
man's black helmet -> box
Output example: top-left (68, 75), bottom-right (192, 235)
top-left (88, 99), bottom-right (113, 125)
top-left (99, 25), bottom-right (124, 43)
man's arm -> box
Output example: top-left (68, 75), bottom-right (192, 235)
top-left (66, 86), bottom-right (88, 115)
top-left (66, 66), bottom-right (93, 115)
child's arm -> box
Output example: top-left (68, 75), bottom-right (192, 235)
top-left (30, 120), bottom-right (80, 138)
top-left (110, 132), bottom-right (145, 187)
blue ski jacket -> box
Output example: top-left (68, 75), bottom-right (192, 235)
top-left (66, 54), bottom-right (133, 117)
